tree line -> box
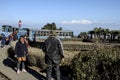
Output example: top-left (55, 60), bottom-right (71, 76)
top-left (78, 27), bottom-right (120, 43)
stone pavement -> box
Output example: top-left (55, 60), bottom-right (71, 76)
top-left (0, 46), bottom-right (46, 80)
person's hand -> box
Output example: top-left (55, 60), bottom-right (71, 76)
top-left (60, 55), bottom-right (64, 58)
top-left (26, 53), bottom-right (29, 56)
top-left (60, 58), bottom-right (65, 66)
top-left (61, 58), bottom-right (65, 62)
top-left (14, 55), bottom-right (17, 58)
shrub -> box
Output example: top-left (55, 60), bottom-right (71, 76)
top-left (7, 46), bottom-right (15, 59)
top-left (8, 41), bottom-right (79, 70)
top-left (27, 54), bottom-right (47, 70)
top-left (69, 47), bottom-right (120, 80)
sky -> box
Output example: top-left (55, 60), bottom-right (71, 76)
top-left (0, 0), bottom-right (120, 35)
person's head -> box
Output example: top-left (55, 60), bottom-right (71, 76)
top-left (49, 30), bottom-right (57, 36)
top-left (14, 31), bottom-right (17, 34)
top-left (24, 36), bottom-right (27, 39)
top-left (24, 34), bottom-right (28, 39)
top-left (10, 34), bottom-right (12, 36)
top-left (19, 36), bottom-right (25, 43)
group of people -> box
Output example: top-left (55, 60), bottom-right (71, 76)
top-left (0, 31), bottom-right (18, 48)
top-left (14, 30), bottom-right (64, 80)
top-left (0, 33), bottom-right (12, 48)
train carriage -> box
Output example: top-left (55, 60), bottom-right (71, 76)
top-left (0, 25), bottom-right (13, 37)
top-left (0, 25), bottom-right (73, 40)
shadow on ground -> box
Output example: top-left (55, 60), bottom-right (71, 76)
top-left (40, 66), bottom-right (70, 80)
top-left (3, 57), bottom-right (46, 80)
top-left (4, 46), bottom-right (69, 80)
top-left (3, 46), bottom-right (46, 80)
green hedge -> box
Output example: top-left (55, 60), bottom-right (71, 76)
top-left (69, 47), bottom-right (120, 80)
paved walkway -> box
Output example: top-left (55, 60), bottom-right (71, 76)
top-left (0, 46), bottom-right (46, 80)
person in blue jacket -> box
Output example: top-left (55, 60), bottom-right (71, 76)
top-left (1, 34), bottom-right (6, 48)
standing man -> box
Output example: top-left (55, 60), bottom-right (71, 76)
top-left (43, 30), bottom-right (64, 80)
top-left (15, 36), bottom-right (28, 74)
top-left (13, 31), bottom-right (18, 41)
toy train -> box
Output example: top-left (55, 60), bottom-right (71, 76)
top-left (0, 25), bottom-right (73, 41)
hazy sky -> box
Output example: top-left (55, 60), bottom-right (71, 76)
top-left (0, 0), bottom-right (120, 35)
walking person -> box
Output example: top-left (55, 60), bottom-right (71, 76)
top-left (13, 31), bottom-right (18, 41)
top-left (43, 30), bottom-right (64, 80)
top-left (1, 34), bottom-right (6, 48)
top-left (14, 36), bottom-right (28, 74)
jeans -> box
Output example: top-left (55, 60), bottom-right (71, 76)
top-left (9, 40), bottom-right (12, 45)
top-left (1, 42), bottom-right (5, 48)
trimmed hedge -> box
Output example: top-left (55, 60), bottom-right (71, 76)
top-left (69, 47), bottom-right (120, 80)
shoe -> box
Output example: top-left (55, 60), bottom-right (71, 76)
top-left (22, 69), bottom-right (27, 72)
top-left (17, 70), bottom-right (20, 74)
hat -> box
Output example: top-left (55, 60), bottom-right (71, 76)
top-left (50, 30), bottom-right (57, 36)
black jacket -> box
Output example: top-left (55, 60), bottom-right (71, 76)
top-left (0, 36), bottom-right (2, 41)
top-left (15, 41), bottom-right (28, 57)
top-left (43, 36), bottom-right (64, 64)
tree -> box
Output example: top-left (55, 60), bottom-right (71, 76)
top-left (78, 32), bottom-right (87, 39)
top-left (88, 30), bottom-right (95, 39)
top-left (101, 28), bottom-right (110, 40)
top-left (59, 27), bottom-right (62, 30)
top-left (42, 23), bottom-right (59, 30)
top-left (110, 30), bottom-right (119, 40)
top-left (93, 27), bottom-right (102, 38)
top-left (118, 31), bottom-right (120, 43)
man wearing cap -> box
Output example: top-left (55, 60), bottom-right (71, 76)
top-left (43, 30), bottom-right (64, 80)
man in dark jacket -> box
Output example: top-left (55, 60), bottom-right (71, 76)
top-left (43, 30), bottom-right (64, 80)
top-left (15, 36), bottom-right (28, 74)
top-left (13, 31), bottom-right (18, 41)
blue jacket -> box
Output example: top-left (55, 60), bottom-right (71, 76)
top-left (1, 37), bottom-right (6, 44)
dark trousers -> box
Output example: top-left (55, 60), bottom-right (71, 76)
top-left (46, 60), bottom-right (60, 80)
